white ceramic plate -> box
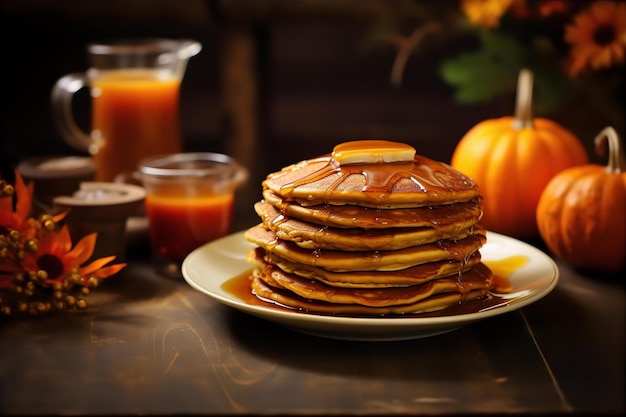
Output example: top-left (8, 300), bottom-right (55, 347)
top-left (182, 231), bottom-right (559, 341)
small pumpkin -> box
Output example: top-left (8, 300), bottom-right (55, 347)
top-left (536, 126), bottom-right (626, 273)
top-left (451, 69), bottom-right (588, 239)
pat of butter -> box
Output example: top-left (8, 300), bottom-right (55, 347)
top-left (332, 140), bottom-right (416, 165)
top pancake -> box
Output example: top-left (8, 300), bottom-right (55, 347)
top-left (263, 146), bottom-right (480, 208)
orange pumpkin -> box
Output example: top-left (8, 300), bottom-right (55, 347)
top-left (451, 69), bottom-right (588, 239)
top-left (536, 126), bottom-right (626, 273)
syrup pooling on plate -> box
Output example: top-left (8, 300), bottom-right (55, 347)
top-left (485, 255), bottom-right (529, 293)
top-left (184, 229), bottom-right (558, 340)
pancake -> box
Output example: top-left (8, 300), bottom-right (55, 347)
top-left (255, 199), bottom-right (482, 251)
top-left (251, 276), bottom-right (489, 316)
top-left (247, 246), bottom-right (482, 288)
top-left (251, 256), bottom-right (492, 307)
top-left (262, 144), bottom-right (480, 208)
top-left (262, 190), bottom-right (483, 230)
top-left (245, 224), bottom-right (486, 272)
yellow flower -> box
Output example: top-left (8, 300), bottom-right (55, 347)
top-left (461, 0), bottom-right (513, 28)
top-left (565, 0), bottom-right (626, 76)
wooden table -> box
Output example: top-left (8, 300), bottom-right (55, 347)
top-left (1, 214), bottom-right (623, 416)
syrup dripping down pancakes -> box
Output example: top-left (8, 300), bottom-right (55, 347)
top-left (244, 140), bottom-right (493, 316)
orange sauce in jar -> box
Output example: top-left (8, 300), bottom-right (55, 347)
top-left (145, 192), bottom-right (234, 262)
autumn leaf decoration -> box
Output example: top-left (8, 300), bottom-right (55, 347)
top-left (0, 171), bottom-right (126, 316)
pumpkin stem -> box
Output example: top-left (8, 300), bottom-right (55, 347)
top-left (513, 69), bottom-right (534, 130)
top-left (594, 126), bottom-right (626, 174)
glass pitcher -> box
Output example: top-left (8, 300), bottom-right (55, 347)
top-left (51, 38), bottom-right (202, 182)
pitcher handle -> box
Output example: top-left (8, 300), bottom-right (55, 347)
top-left (51, 73), bottom-right (96, 153)
top-left (178, 40), bottom-right (202, 59)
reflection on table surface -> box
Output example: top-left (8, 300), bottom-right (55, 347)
top-left (1, 220), bottom-right (623, 415)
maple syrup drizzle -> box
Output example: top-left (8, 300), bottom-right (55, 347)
top-left (274, 152), bottom-right (477, 204)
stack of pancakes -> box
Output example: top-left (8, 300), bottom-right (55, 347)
top-left (244, 140), bottom-right (493, 316)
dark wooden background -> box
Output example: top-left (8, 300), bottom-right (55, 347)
top-left (2, 0), bottom-right (620, 195)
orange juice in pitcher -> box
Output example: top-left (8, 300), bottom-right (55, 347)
top-left (91, 69), bottom-right (182, 182)
top-left (51, 39), bottom-right (201, 182)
